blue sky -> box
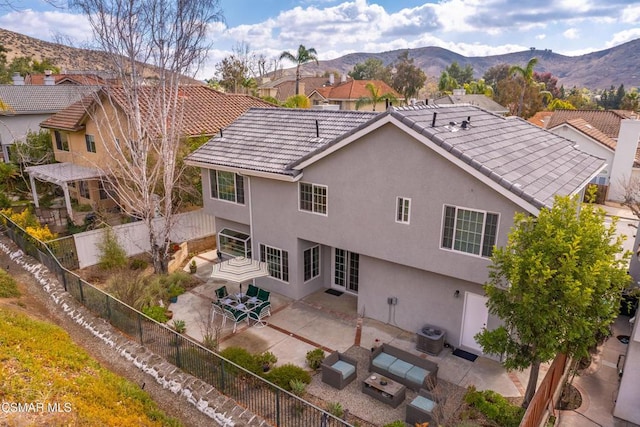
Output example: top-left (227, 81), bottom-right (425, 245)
top-left (1, 0), bottom-right (640, 80)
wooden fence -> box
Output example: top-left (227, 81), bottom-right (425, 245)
top-left (520, 353), bottom-right (568, 427)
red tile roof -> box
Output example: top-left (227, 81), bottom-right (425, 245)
top-left (313, 80), bottom-right (401, 101)
top-left (41, 85), bottom-right (276, 136)
top-left (527, 111), bottom-right (553, 128)
top-left (564, 118), bottom-right (617, 150)
top-left (545, 109), bottom-right (638, 138)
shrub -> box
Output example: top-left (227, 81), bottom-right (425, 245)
top-left (219, 346), bottom-right (262, 375)
top-left (305, 348), bottom-right (325, 370)
top-left (256, 351), bottom-right (278, 370)
top-left (264, 364), bottom-right (311, 391)
top-left (96, 228), bottom-right (127, 270)
top-left (129, 258), bottom-right (148, 270)
top-left (0, 268), bottom-right (20, 298)
top-left (0, 192), bottom-right (11, 209)
top-left (142, 305), bottom-right (169, 323)
top-left (171, 319), bottom-right (186, 333)
top-left (326, 402), bottom-right (343, 418)
top-left (383, 422), bottom-right (406, 427)
top-left (1, 208), bottom-right (57, 242)
top-left (289, 379), bottom-right (307, 397)
top-left (464, 386), bottom-right (525, 427)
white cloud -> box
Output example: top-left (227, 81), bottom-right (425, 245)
top-left (606, 28), bottom-right (640, 48)
top-left (535, 34), bottom-right (547, 40)
top-left (620, 4), bottom-right (640, 24)
top-left (0, 10), bottom-right (92, 46)
top-left (563, 28), bottom-right (580, 39)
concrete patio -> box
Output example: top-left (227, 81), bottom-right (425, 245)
top-left (167, 252), bottom-right (533, 425)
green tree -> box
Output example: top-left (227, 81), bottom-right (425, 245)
top-left (547, 98), bottom-right (576, 111)
top-left (477, 194), bottom-right (630, 408)
top-left (483, 63), bottom-right (511, 97)
top-left (355, 82), bottom-right (397, 111)
top-left (620, 89), bottom-right (639, 112)
top-left (509, 57), bottom-right (539, 117)
top-left (445, 61), bottom-right (474, 85)
top-left (464, 79), bottom-right (494, 96)
top-left (279, 45), bottom-right (319, 95)
top-left (438, 70), bottom-right (458, 94)
top-left (283, 94), bottom-right (310, 108)
top-left (10, 129), bottom-right (54, 167)
top-left (348, 58), bottom-right (391, 83)
top-left (390, 51), bottom-right (426, 103)
top-left (215, 55), bottom-right (249, 93)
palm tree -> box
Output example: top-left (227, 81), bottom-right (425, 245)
top-left (509, 57), bottom-right (538, 117)
top-left (355, 82), bottom-right (397, 111)
top-left (279, 45), bottom-right (319, 95)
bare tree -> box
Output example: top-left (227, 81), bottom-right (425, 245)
top-left (70, 0), bottom-right (222, 273)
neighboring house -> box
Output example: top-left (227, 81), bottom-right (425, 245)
top-left (432, 89), bottom-right (509, 115)
top-left (24, 71), bottom-right (116, 86)
top-left (0, 84), bottom-right (100, 162)
top-left (186, 104), bottom-right (604, 356)
top-left (308, 79), bottom-right (403, 111)
top-left (27, 86), bottom-right (276, 217)
top-left (543, 109), bottom-right (640, 201)
top-left (257, 75), bottom-right (339, 103)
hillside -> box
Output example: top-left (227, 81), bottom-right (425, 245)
top-left (2, 26), bottom-right (638, 90)
top-left (300, 39), bottom-right (640, 91)
top-left (0, 27), bottom-right (115, 72)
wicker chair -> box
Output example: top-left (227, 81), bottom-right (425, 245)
top-left (321, 351), bottom-right (358, 390)
top-left (406, 389), bottom-right (440, 426)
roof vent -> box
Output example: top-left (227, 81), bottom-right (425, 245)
top-left (219, 128), bottom-right (223, 137)
top-left (315, 120), bottom-right (319, 138)
top-left (431, 112), bottom-right (437, 127)
top-left (461, 120), bottom-right (469, 129)
top-left (449, 121), bottom-right (457, 126)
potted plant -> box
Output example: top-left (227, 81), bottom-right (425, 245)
top-left (189, 259), bottom-right (197, 274)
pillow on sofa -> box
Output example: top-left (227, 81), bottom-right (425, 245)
top-left (372, 352), bottom-right (397, 370)
top-left (332, 360), bottom-right (356, 379)
top-left (405, 365), bottom-right (428, 385)
top-left (388, 359), bottom-right (413, 378)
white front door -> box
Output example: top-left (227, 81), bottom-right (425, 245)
top-left (460, 292), bottom-right (489, 353)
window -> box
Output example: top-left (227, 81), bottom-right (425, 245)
top-left (396, 197), bottom-right (411, 223)
top-left (260, 244), bottom-right (289, 282)
top-left (219, 228), bottom-right (251, 258)
top-left (334, 248), bottom-right (359, 293)
top-left (303, 245), bottom-right (320, 282)
top-left (209, 170), bottom-right (244, 204)
top-left (79, 181), bottom-right (90, 199)
top-left (85, 134), bottom-right (96, 153)
top-left (98, 181), bottom-right (111, 200)
top-left (299, 182), bottom-right (327, 215)
top-left (590, 175), bottom-right (607, 185)
top-left (442, 205), bottom-right (498, 257)
top-left (54, 131), bottom-right (69, 151)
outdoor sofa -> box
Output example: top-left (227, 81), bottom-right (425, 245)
top-left (369, 343), bottom-right (438, 391)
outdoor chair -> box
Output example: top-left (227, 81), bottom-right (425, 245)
top-left (257, 288), bottom-right (270, 302)
top-left (321, 351), bottom-right (358, 390)
top-left (246, 284), bottom-right (259, 298)
top-left (215, 286), bottom-right (228, 301)
top-left (406, 389), bottom-right (441, 426)
top-left (249, 301), bottom-right (271, 327)
top-left (222, 308), bottom-right (248, 333)
top-left (210, 301), bottom-right (225, 322)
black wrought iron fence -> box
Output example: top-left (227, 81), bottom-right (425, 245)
top-left (1, 214), bottom-right (351, 427)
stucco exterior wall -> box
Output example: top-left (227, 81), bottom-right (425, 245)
top-left (0, 113), bottom-right (50, 161)
top-left (551, 126), bottom-right (613, 180)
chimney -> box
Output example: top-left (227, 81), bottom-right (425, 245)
top-left (341, 73), bottom-right (346, 83)
top-left (329, 73), bottom-right (334, 85)
top-left (12, 72), bottom-right (24, 86)
top-left (609, 119), bottom-right (640, 202)
top-left (44, 70), bottom-right (55, 85)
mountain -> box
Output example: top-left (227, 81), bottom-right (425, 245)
top-left (0, 27), bottom-right (115, 72)
top-left (300, 39), bottom-right (640, 91)
top-left (2, 26), bottom-right (638, 90)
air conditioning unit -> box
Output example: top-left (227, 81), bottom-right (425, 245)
top-left (416, 325), bottom-right (445, 356)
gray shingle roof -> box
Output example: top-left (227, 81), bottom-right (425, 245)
top-left (187, 108), bottom-right (378, 175)
top-left (0, 85), bottom-right (100, 115)
top-left (187, 104), bottom-right (606, 210)
top-left (390, 105), bottom-right (605, 208)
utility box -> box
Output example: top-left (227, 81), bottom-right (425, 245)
top-left (416, 325), bottom-right (445, 356)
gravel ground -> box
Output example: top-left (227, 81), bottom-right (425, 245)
top-left (0, 236), bottom-right (217, 427)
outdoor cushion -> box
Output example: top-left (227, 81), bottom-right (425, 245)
top-left (247, 284), bottom-right (259, 297)
top-left (405, 365), bottom-right (428, 385)
top-left (411, 395), bottom-right (436, 412)
top-left (331, 360), bottom-right (356, 380)
top-left (372, 352), bottom-right (397, 371)
top-left (258, 289), bottom-right (270, 301)
top-left (388, 358), bottom-right (413, 378)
